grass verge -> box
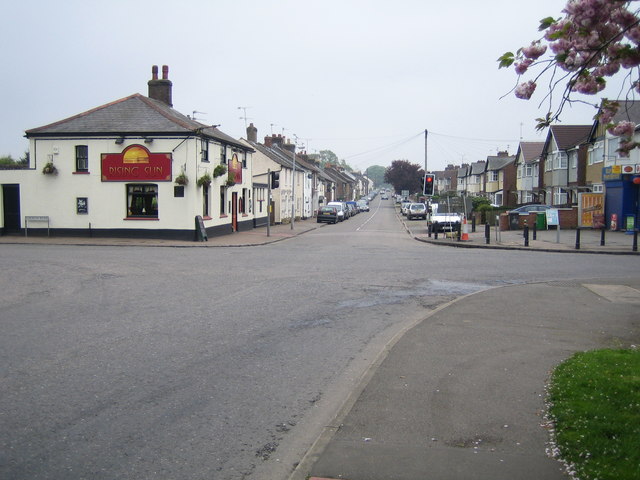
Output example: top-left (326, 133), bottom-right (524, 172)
top-left (547, 348), bottom-right (640, 480)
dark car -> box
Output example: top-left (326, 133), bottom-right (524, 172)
top-left (317, 206), bottom-right (339, 224)
top-left (508, 204), bottom-right (552, 214)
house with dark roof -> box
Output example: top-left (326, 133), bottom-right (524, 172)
top-left (467, 161), bottom-right (486, 196)
top-left (485, 151), bottom-right (516, 207)
top-left (515, 141), bottom-right (545, 204)
top-left (541, 125), bottom-right (591, 206)
top-left (455, 164), bottom-right (470, 196)
top-left (433, 164), bottom-right (458, 195)
top-left (242, 128), bottom-right (315, 224)
top-left (1, 65), bottom-right (256, 239)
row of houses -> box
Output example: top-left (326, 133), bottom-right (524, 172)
top-left (0, 66), bottom-right (372, 240)
top-left (431, 104), bottom-right (640, 230)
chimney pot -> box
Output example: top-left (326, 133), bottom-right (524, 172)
top-left (148, 65), bottom-right (173, 107)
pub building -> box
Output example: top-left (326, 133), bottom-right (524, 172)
top-left (0, 65), bottom-right (261, 240)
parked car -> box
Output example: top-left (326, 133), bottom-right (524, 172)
top-left (400, 201), bottom-right (412, 215)
top-left (508, 204), bottom-right (552, 214)
top-left (407, 203), bottom-right (427, 220)
top-left (381, 194), bottom-right (389, 200)
top-left (346, 201), bottom-right (359, 215)
top-left (429, 212), bottom-right (462, 232)
top-left (317, 206), bottom-right (339, 224)
top-left (357, 200), bottom-right (370, 212)
top-left (327, 201), bottom-right (347, 221)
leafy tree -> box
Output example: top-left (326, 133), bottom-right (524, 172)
top-left (0, 155), bottom-right (19, 166)
top-left (384, 160), bottom-right (424, 194)
top-left (318, 150), bottom-right (339, 166)
top-left (366, 165), bottom-right (386, 187)
top-left (499, 0), bottom-right (640, 153)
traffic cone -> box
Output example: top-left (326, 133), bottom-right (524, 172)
top-left (461, 216), bottom-right (469, 241)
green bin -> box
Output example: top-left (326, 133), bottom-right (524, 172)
top-left (536, 212), bottom-right (546, 229)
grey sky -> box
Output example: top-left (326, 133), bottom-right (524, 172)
top-left (1, 0), bottom-right (615, 171)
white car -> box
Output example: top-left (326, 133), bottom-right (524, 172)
top-left (400, 201), bottom-right (412, 215)
top-left (327, 201), bottom-right (347, 221)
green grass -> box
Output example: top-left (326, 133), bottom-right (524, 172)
top-left (547, 348), bottom-right (640, 480)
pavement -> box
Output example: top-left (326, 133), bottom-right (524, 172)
top-left (1, 215), bottom-right (637, 254)
top-left (3, 214), bottom-right (640, 480)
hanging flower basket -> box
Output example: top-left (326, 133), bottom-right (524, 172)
top-left (42, 162), bottom-right (58, 175)
top-left (196, 172), bottom-right (212, 187)
top-left (225, 172), bottom-right (236, 187)
top-left (175, 172), bottom-right (189, 186)
top-left (213, 164), bottom-right (227, 178)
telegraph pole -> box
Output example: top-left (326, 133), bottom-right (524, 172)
top-left (291, 136), bottom-right (297, 230)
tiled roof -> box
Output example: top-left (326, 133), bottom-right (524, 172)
top-left (26, 93), bottom-right (248, 150)
top-left (548, 125), bottom-right (592, 150)
top-left (519, 142), bottom-right (545, 163)
top-left (470, 161), bottom-right (486, 175)
top-left (486, 155), bottom-right (515, 171)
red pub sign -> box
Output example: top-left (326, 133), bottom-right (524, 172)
top-left (101, 145), bottom-right (172, 182)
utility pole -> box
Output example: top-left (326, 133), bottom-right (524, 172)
top-left (291, 135), bottom-right (297, 230)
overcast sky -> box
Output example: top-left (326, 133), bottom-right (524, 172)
top-left (1, 0), bottom-right (620, 172)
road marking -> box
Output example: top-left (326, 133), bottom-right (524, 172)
top-left (582, 284), bottom-right (640, 304)
top-left (356, 200), bottom-right (381, 231)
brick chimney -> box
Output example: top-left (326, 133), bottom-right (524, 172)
top-left (247, 123), bottom-right (257, 142)
top-left (264, 134), bottom-right (284, 148)
top-left (148, 65), bottom-right (173, 107)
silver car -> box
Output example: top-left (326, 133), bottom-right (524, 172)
top-left (407, 203), bottom-right (427, 220)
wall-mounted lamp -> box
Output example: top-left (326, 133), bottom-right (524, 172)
top-left (144, 137), bottom-right (154, 144)
top-left (115, 137), bottom-right (125, 145)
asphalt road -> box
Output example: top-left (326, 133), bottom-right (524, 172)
top-left (2, 198), bottom-right (639, 480)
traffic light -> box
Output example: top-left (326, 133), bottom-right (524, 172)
top-left (423, 173), bottom-right (435, 196)
top-left (270, 171), bottom-right (280, 189)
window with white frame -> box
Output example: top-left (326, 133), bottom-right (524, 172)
top-left (607, 137), bottom-right (619, 162)
top-left (525, 164), bottom-right (533, 177)
top-left (589, 141), bottom-right (604, 165)
top-left (219, 145), bottom-right (226, 164)
top-left (517, 165), bottom-right (522, 178)
top-left (75, 145), bottom-right (88, 172)
top-left (201, 140), bottom-right (209, 162)
top-left (593, 184), bottom-right (604, 193)
top-left (489, 171), bottom-right (499, 182)
top-left (553, 189), bottom-right (567, 205)
top-left (553, 151), bottom-right (568, 170)
top-left (569, 150), bottom-right (577, 169)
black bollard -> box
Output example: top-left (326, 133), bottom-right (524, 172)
top-left (575, 228), bottom-right (581, 250)
top-left (524, 225), bottom-right (529, 247)
top-left (457, 222), bottom-right (462, 241)
top-left (600, 228), bottom-right (606, 246)
top-left (634, 230), bottom-right (638, 252)
top-left (434, 222), bottom-right (439, 240)
top-left (471, 216), bottom-right (476, 233)
top-left (428, 223), bottom-right (432, 238)
top-left (485, 223), bottom-right (490, 244)
top-left (532, 221), bottom-right (537, 240)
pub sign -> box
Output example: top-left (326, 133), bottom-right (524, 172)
top-left (101, 145), bottom-right (172, 182)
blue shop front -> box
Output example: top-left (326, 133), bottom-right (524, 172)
top-left (603, 165), bottom-right (640, 231)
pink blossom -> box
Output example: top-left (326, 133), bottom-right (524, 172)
top-left (514, 58), bottom-right (534, 75)
top-left (522, 43), bottom-right (547, 60)
top-left (515, 80), bottom-right (537, 99)
top-left (609, 120), bottom-right (636, 137)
